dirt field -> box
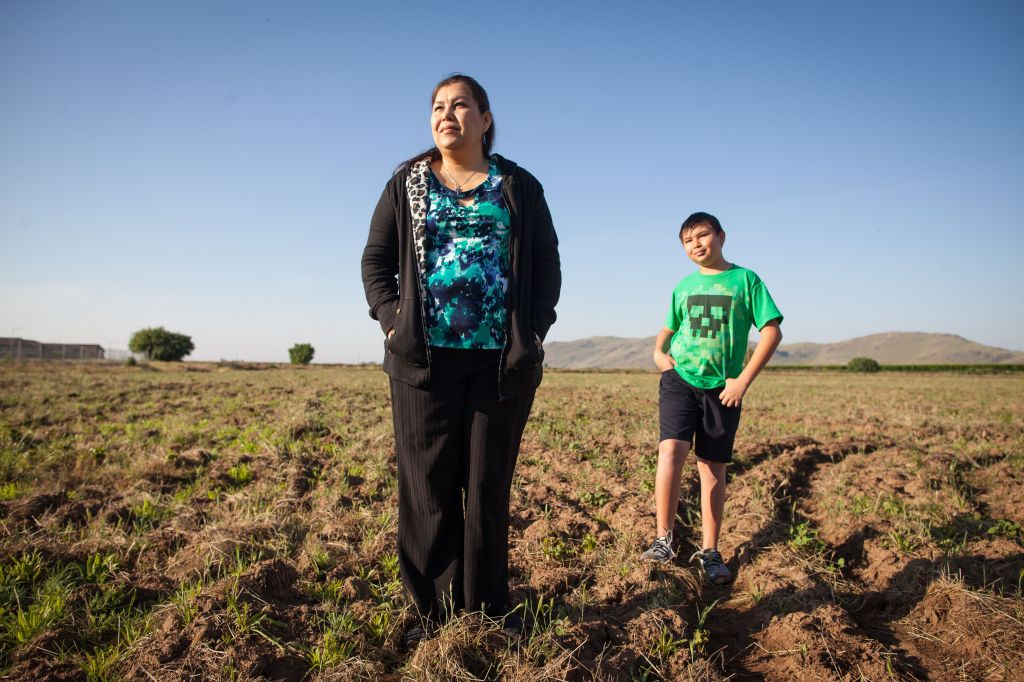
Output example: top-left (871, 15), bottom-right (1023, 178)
top-left (1, 362), bottom-right (1022, 681)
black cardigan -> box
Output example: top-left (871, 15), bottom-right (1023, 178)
top-left (361, 154), bottom-right (561, 398)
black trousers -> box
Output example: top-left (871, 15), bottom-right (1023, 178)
top-left (389, 348), bottom-right (534, 621)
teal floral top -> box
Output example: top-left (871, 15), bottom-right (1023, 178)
top-left (423, 158), bottom-right (510, 349)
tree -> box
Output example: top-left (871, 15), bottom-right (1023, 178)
top-left (289, 343), bottom-right (315, 365)
top-left (847, 356), bottom-right (881, 373)
top-left (128, 327), bottom-right (194, 362)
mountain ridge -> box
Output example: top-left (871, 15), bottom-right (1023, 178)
top-left (541, 332), bottom-right (1024, 369)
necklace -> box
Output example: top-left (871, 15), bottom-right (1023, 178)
top-left (441, 160), bottom-right (486, 193)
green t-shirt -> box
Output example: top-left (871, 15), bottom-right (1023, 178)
top-left (664, 266), bottom-right (783, 390)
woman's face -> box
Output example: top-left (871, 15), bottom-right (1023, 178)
top-left (431, 82), bottom-right (492, 157)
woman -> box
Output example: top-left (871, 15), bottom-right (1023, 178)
top-left (361, 74), bottom-right (561, 647)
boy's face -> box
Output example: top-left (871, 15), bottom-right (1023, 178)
top-left (681, 223), bottom-right (726, 267)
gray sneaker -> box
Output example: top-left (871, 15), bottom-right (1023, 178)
top-left (689, 549), bottom-right (732, 585)
top-left (641, 535), bottom-right (676, 563)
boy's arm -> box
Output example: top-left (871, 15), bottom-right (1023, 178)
top-left (652, 327), bottom-right (676, 372)
top-left (719, 320), bottom-right (782, 407)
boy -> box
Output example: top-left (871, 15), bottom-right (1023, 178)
top-left (642, 212), bottom-right (782, 585)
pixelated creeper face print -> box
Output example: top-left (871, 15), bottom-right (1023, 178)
top-left (687, 295), bottom-right (732, 339)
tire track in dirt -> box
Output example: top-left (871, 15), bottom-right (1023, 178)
top-left (725, 436), bottom-right (890, 570)
top-left (717, 432), bottom-right (1024, 681)
top-left (508, 435), bottom-right (718, 679)
top-left (511, 431), bottom-right (906, 679)
top-left (803, 444), bottom-right (1024, 680)
top-left (705, 436), bottom-right (924, 681)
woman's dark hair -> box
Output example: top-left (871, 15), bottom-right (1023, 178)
top-left (396, 73), bottom-right (495, 172)
top-left (679, 212), bottom-right (724, 241)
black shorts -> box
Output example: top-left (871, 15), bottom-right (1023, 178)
top-left (658, 369), bottom-right (741, 463)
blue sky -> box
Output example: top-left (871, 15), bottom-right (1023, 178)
top-left (2, 1), bottom-right (1022, 362)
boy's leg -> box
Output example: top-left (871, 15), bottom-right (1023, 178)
top-left (655, 438), bottom-right (691, 539)
top-left (645, 370), bottom-right (700, 561)
top-left (695, 458), bottom-right (727, 550)
top-left (689, 386), bottom-right (740, 584)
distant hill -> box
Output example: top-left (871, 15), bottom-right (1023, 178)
top-left (543, 336), bottom-right (654, 369)
top-left (542, 332), bottom-right (1024, 369)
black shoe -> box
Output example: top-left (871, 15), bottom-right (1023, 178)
top-left (689, 548), bottom-right (733, 585)
top-left (402, 619), bottom-right (434, 651)
top-left (501, 611), bottom-right (524, 638)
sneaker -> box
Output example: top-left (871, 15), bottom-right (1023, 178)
top-left (641, 535), bottom-right (676, 563)
top-left (689, 549), bottom-right (732, 585)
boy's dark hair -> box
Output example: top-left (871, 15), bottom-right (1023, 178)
top-left (679, 212), bottom-right (723, 241)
